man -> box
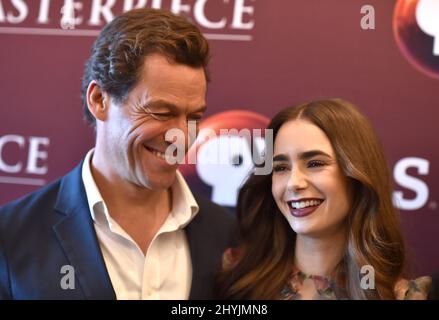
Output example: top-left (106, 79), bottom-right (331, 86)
top-left (0, 8), bottom-right (235, 299)
top-left (428, 272), bottom-right (439, 300)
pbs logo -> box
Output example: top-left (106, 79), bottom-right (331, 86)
top-left (393, 0), bottom-right (439, 79)
top-left (180, 110), bottom-right (269, 207)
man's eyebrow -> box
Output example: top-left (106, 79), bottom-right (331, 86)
top-left (191, 105), bottom-right (207, 114)
top-left (144, 100), bottom-right (207, 114)
top-left (298, 150), bottom-right (332, 160)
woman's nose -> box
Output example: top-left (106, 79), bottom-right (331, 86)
top-left (286, 167), bottom-right (308, 192)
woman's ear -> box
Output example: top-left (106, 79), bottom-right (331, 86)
top-left (86, 80), bottom-right (109, 122)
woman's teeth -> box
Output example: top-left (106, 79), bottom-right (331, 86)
top-left (289, 199), bottom-right (323, 209)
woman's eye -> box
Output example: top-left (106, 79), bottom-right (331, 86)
top-left (273, 165), bottom-right (288, 172)
top-left (308, 160), bottom-right (326, 168)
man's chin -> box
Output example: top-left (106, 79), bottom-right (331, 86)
top-left (142, 172), bottom-right (177, 190)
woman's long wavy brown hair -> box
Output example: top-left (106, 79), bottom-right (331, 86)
top-left (216, 99), bottom-right (406, 299)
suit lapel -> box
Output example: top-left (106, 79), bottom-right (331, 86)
top-left (53, 163), bottom-right (116, 300)
top-left (186, 212), bottom-right (209, 299)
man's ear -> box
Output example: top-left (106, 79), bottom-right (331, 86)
top-left (86, 80), bottom-right (110, 122)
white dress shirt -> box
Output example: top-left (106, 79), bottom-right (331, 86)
top-left (81, 149), bottom-right (199, 300)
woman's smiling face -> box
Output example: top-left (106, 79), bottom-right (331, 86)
top-left (271, 119), bottom-right (352, 238)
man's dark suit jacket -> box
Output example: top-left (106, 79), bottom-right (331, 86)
top-left (0, 162), bottom-right (236, 299)
top-left (428, 272), bottom-right (439, 300)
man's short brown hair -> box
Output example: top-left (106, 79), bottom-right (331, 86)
top-left (81, 8), bottom-right (210, 125)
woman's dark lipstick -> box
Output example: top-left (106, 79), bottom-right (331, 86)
top-left (287, 199), bottom-right (324, 218)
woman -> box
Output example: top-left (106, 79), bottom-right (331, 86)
top-left (217, 99), bottom-right (431, 299)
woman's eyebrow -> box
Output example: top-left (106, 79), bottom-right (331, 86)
top-left (273, 154), bottom-right (289, 162)
top-left (298, 150), bottom-right (331, 160)
top-left (272, 150), bottom-right (331, 162)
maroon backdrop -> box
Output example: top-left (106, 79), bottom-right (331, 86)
top-left (1, 0), bottom-right (438, 277)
